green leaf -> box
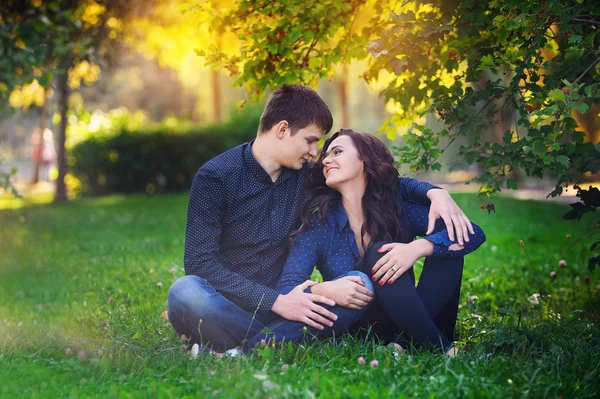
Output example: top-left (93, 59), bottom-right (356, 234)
top-left (568, 35), bottom-right (582, 44)
top-left (465, 151), bottom-right (479, 165)
top-left (555, 155), bottom-right (569, 167)
top-left (303, 31), bottom-right (314, 43)
top-left (479, 54), bottom-right (495, 70)
top-left (533, 141), bottom-right (547, 156)
top-left (308, 58), bottom-right (321, 69)
top-left (289, 28), bottom-right (301, 43)
top-left (543, 155), bottom-right (555, 165)
top-left (506, 178), bottom-right (518, 190)
top-left (577, 103), bottom-right (589, 114)
top-left (548, 89), bottom-right (566, 103)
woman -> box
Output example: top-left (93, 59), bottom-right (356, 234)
top-left (276, 128), bottom-right (486, 355)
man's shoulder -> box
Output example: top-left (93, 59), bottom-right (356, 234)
top-left (197, 142), bottom-right (248, 178)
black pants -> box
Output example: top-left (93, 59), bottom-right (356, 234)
top-left (353, 241), bottom-right (465, 352)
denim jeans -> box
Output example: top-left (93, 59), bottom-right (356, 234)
top-left (167, 270), bottom-right (373, 352)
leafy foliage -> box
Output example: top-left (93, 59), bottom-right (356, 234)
top-left (0, 158), bottom-right (19, 198)
top-left (564, 185), bottom-right (600, 270)
top-left (197, 0), bottom-right (600, 271)
top-left (197, 0), bottom-right (600, 198)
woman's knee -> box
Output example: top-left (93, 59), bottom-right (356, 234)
top-left (357, 241), bottom-right (388, 274)
top-left (335, 270), bottom-right (374, 293)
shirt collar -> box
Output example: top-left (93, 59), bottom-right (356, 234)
top-left (243, 140), bottom-right (297, 183)
top-left (331, 203), bottom-right (350, 233)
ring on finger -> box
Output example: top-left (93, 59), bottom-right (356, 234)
top-left (391, 266), bottom-right (398, 272)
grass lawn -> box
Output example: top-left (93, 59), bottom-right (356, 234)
top-left (1, 193), bottom-right (599, 398)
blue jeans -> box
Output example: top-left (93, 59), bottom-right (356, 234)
top-left (167, 270), bottom-right (373, 352)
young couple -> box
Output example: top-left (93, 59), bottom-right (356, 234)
top-left (167, 84), bottom-right (486, 358)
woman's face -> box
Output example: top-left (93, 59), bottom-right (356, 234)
top-left (321, 135), bottom-right (365, 189)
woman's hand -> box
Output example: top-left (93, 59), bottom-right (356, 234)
top-left (371, 240), bottom-right (434, 285)
top-left (313, 276), bottom-right (374, 310)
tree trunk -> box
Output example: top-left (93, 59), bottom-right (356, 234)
top-left (336, 65), bottom-right (349, 128)
top-left (54, 66), bottom-right (69, 203)
top-left (31, 87), bottom-right (49, 185)
top-left (211, 68), bottom-right (221, 122)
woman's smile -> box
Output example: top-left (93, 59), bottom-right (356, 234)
top-left (325, 166), bottom-right (339, 176)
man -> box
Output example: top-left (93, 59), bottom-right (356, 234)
top-left (167, 84), bottom-right (473, 355)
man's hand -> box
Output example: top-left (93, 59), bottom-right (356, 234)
top-left (271, 280), bottom-right (338, 330)
top-left (312, 276), bottom-right (374, 310)
top-left (372, 240), bottom-right (433, 285)
top-left (426, 189), bottom-right (474, 245)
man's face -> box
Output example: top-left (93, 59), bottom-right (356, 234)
top-left (277, 124), bottom-right (323, 170)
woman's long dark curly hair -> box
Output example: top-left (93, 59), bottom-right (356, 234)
top-left (299, 128), bottom-right (407, 252)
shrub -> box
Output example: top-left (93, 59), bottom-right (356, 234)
top-left (70, 105), bottom-right (261, 196)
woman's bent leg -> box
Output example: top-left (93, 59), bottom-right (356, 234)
top-left (357, 242), bottom-right (452, 352)
top-left (416, 257), bottom-right (464, 342)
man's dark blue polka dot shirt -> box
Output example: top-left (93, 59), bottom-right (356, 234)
top-left (184, 141), bottom-right (437, 313)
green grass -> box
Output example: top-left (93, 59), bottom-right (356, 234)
top-left (1, 193), bottom-right (599, 398)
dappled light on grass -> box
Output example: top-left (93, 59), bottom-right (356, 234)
top-left (0, 192), bottom-right (54, 210)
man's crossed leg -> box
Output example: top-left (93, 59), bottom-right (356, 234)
top-left (167, 271), bottom-right (373, 354)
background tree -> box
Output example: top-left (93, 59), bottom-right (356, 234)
top-left (124, 0), bottom-right (242, 123)
top-left (0, 0), bottom-right (154, 201)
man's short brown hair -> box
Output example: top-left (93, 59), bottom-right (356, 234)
top-left (258, 84), bottom-right (333, 135)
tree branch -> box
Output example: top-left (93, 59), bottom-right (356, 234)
top-left (571, 18), bottom-right (600, 24)
top-left (573, 58), bottom-right (600, 85)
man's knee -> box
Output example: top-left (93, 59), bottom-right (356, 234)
top-left (167, 275), bottom-right (217, 316)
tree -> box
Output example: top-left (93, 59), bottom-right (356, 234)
top-left (197, 0), bottom-right (599, 193)
top-left (196, 0), bottom-right (600, 263)
top-left (1, 0), bottom-right (153, 201)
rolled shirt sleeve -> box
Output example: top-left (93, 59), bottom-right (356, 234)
top-left (402, 202), bottom-right (486, 257)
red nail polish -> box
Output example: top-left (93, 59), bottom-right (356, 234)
top-left (388, 280), bottom-right (392, 285)
top-left (372, 276), bottom-right (377, 281)
top-left (371, 268), bottom-right (375, 273)
top-left (379, 281), bottom-right (384, 286)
